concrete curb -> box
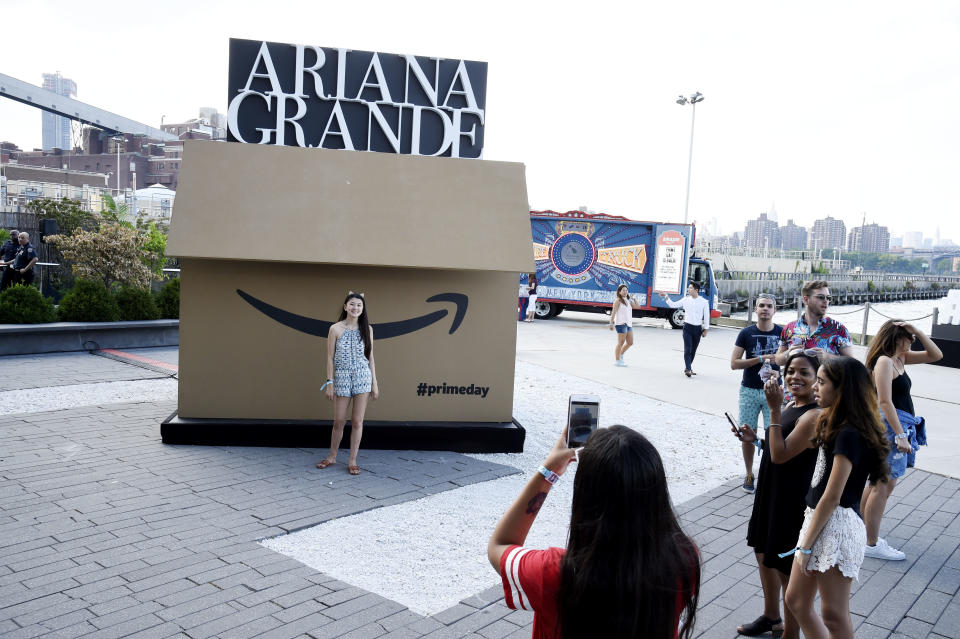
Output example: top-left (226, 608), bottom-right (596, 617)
top-left (0, 319), bottom-right (179, 355)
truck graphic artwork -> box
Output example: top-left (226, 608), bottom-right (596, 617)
top-left (524, 210), bottom-right (719, 329)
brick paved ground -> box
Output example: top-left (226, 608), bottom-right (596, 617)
top-left (680, 473), bottom-right (960, 638)
top-left (2, 351), bottom-right (959, 638)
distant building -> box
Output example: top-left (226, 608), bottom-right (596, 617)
top-left (744, 213), bottom-right (779, 250)
top-left (1, 163), bottom-right (112, 212)
top-left (161, 108), bottom-right (226, 141)
top-left (41, 72), bottom-right (77, 151)
top-left (903, 231), bottom-right (923, 249)
top-left (847, 223), bottom-right (890, 253)
top-left (13, 141), bottom-right (149, 196)
top-left (779, 219), bottom-right (808, 250)
top-left (125, 184), bottom-right (176, 224)
top-left (808, 216), bottom-right (846, 251)
top-left (147, 108), bottom-right (227, 190)
top-left (890, 236), bottom-right (903, 248)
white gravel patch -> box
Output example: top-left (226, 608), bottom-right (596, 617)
top-left (0, 378), bottom-right (178, 415)
top-left (261, 360), bottom-right (743, 616)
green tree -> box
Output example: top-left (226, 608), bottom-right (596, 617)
top-left (26, 198), bottom-right (96, 234)
top-left (139, 221), bottom-right (168, 278)
top-left (101, 194), bottom-right (134, 227)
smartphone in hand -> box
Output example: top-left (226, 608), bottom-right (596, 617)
top-left (567, 395), bottom-right (600, 448)
top-left (725, 411), bottom-right (743, 440)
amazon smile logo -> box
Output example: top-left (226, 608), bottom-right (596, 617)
top-left (236, 290), bottom-right (468, 338)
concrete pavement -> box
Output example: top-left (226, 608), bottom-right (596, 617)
top-left (2, 325), bottom-right (960, 637)
top-left (516, 310), bottom-right (960, 478)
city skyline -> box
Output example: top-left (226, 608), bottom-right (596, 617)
top-left (733, 210), bottom-right (950, 253)
top-left (1, 1), bottom-right (957, 242)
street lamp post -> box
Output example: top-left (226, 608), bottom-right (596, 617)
top-left (676, 92), bottom-right (704, 225)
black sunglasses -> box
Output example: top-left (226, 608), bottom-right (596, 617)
top-left (810, 294), bottom-right (832, 302)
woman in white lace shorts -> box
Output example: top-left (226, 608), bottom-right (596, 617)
top-left (776, 356), bottom-right (889, 639)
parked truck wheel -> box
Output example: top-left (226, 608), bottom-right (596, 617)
top-left (535, 301), bottom-right (561, 319)
top-left (667, 308), bottom-right (685, 330)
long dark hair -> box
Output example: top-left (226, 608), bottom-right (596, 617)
top-left (337, 292), bottom-right (372, 359)
top-left (814, 356), bottom-right (889, 483)
top-left (865, 319), bottom-right (912, 374)
top-left (558, 426), bottom-right (699, 638)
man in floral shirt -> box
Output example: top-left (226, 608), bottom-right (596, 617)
top-left (775, 280), bottom-right (854, 365)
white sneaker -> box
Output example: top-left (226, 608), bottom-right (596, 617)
top-left (615, 359), bottom-right (626, 367)
top-left (864, 538), bottom-right (906, 561)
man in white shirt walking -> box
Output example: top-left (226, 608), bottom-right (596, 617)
top-left (658, 283), bottom-right (711, 377)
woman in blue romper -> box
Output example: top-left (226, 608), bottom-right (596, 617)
top-left (316, 292), bottom-right (379, 475)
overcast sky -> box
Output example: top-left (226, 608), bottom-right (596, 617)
top-left (1, 0), bottom-right (958, 242)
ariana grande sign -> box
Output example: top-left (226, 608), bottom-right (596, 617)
top-left (227, 38), bottom-right (487, 158)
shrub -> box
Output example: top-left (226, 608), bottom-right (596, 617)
top-left (57, 279), bottom-right (120, 322)
top-left (115, 286), bottom-right (159, 320)
top-left (47, 223), bottom-right (159, 289)
top-left (156, 278), bottom-right (180, 319)
top-left (0, 284), bottom-right (56, 324)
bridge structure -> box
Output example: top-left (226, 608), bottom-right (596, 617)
top-left (0, 72), bottom-right (177, 142)
top-left (900, 246), bottom-right (960, 266)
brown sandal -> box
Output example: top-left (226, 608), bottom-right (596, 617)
top-left (316, 459), bottom-right (336, 469)
top-left (348, 465), bottom-right (361, 475)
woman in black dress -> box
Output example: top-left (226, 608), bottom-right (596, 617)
top-left (733, 350), bottom-right (821, 639)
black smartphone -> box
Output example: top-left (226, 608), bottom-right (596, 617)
top-left (725, 411), bottom-right (743, 440)
top-left (567, 394), bottom-right (600, 448)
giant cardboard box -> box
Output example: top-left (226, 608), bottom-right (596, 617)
top-left (162, 141), bottom-right (532, 451)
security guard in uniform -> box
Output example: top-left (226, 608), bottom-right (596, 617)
top-left (10, 232), bottom-right (39, 288)
top-left (0, 229), bottom-right (20, 291)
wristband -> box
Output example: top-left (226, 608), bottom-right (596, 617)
top-left (894, 432), bottom-right (909, 440)
top-left (320, 379), bottom-right (333, 391)
top-left (778, 546), bottom-right (812, 558)
top-left (538, 466), bottom-right (561, 485)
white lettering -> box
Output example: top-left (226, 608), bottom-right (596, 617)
top-left (318, 101), bottom-right (355, 150)
top-left (355, 53), bottom-right (393, 103)
top-left (242, 42), bottom-right (283, 95)
top-left (442, 60), bottom-right (480, 110)
top-left (294, 45), bottom-right (326, 98)
top-left (367, 103), bottom-right (402, 153)
top-left (450, 109), bottom-right (484, 159)
top-left (227, 90), bottom-right (274, 143)
top-left (403, 55), bottom-right (440, 107)
top-left (274, 94), bottom-right (308, 147)
top-left (410, 106), bottom-right (453, 156)
top-left (335, 48), bottom-right (351, 99)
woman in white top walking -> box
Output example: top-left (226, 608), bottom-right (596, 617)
top-left (609, 284), bottom-right (641, 366)
top-left (658, 282), bottom-right (711, 377)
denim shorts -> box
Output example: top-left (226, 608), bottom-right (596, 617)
top-left (882, 419), bottom-right (915, 480)
top-left (614, 324), bottom-right (632, 334)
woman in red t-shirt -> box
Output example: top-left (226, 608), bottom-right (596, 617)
top-left (487, 425), bottom-right (700, 638)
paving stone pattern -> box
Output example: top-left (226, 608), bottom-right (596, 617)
top-left (679, 471), bottom-right (960, 638)
top-left (0, 401), bottom-right (523, 639)
top-left (0, 351), bottom-right (169, 392)
top-left (2, 394), bottom-right (960, 637)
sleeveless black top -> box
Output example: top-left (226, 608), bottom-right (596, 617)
top-left (891, 370), bottom-right (914, 416)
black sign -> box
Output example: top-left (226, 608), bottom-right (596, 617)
top-left (227, 38), bottom-right (487, 158)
